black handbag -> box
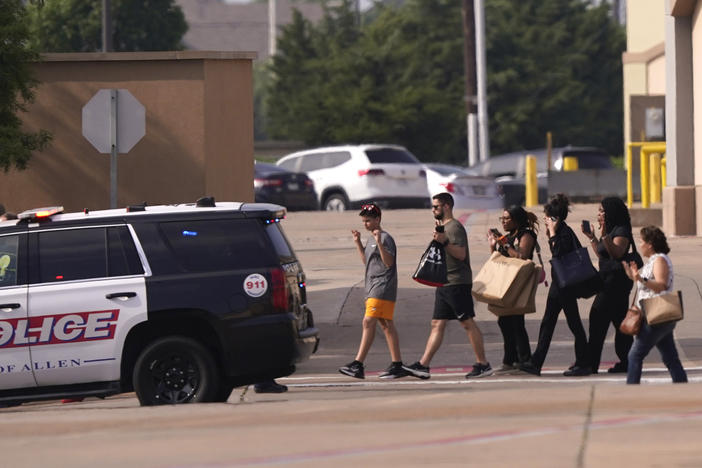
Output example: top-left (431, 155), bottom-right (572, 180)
top-left (412, 240), bottom-right (448, 287)
top-left (550, 232), bottom-right (599, 291)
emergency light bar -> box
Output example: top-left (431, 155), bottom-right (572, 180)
top-left (18, 206), bottom-right (64, 221)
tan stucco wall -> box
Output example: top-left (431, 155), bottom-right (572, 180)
top-left (693, 2), bottom-right (702, 185)
top-left (648, 54), bottom-right (667, 94)
top-left (4, 51), bottom-right (255, 213)
top-left (629, 0), bottom-right (667, 51)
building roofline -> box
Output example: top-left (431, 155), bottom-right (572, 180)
top-left (39, 50), bottom-right (258, 62)
top-left (622, 42), bottom-right (665, 65)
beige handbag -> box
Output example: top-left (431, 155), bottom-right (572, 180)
top-left (472, 251), bottom-right (536, 308)
top-left (488, 265), bottom-right (541, 316)
top-left (641, 291), bottom-right (683, 325)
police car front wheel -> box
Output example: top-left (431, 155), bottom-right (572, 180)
top-left (133, 336), bottom-right (221, 406)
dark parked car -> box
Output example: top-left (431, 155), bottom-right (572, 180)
top-left (254, 162), bottom-right (318, 211)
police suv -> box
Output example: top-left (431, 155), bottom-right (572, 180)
top-left (0, 198), bottom-right (318, 406)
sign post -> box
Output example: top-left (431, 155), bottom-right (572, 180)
top-left (82, 89), bottom-right (145, 208)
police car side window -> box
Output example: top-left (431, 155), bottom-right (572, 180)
top-left (0, 234), bottom-right (20, 287)
top-left (159, 219), bottom-right (277, 272)
top-left (108, 226), bottom-right (144, 276)
top-left (38, 228), bottom-right (107, 282)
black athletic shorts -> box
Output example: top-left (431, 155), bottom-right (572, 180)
top-left (433, 284), bottom-right (475, 321)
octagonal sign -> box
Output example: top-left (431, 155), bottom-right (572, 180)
top-left (82, 89), bottom-right (145, 154)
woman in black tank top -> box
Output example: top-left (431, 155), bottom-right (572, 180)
top-left (488, 206), bottom-right (538, 371)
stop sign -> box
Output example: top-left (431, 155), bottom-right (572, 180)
top-left (82, 89), bottom-right (145, 154)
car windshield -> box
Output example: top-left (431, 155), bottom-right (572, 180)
top-left (255, 162), bottom-right (288, 176)
top-left (365, 148), bottom-right (420, 164)
top-left (563, 150), bottom-right (612, 169)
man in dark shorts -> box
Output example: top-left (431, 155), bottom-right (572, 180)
top-left (404, 192), bottom-right (492, 379)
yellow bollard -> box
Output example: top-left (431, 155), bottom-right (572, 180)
top-left (649, 153), bottom-right (661, 204)
top-left (525, 155), bottom-right (538, 207)
top-left (661, 157), bottom-right (667, 189)
top-left (626, 143), bottom-right (633, 208)
top-left (640, 149), bottom-right (651, 208)
top-left (562, 156), bottom-right (578, 171)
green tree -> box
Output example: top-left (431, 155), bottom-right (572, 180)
top-left (0, 0), bottom-right (52, 171)
top-left (486, 0), bottom-right (625, 156)
top-left (27, 0), bottom-right (188, 52)
top-left (264, 0), bottom-right (625, 162)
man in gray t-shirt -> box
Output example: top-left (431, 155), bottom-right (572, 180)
top-left (339, 203), bottom-right (408, 380)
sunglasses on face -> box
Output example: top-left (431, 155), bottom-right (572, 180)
top-left (431, 205), bottom-right (442, 210)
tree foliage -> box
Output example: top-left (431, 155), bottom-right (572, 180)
top-left (27, 0), bottom-right (188, 52)
top-left (264, 0), bottom-right (626, 161)
top-left (0, 0), bottom-right (52, 171)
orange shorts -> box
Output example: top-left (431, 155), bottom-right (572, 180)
top-left (365, 298), bottom-right (396, 320)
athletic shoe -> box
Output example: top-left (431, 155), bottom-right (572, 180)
top-left (402, 361), bottom-right (430, 379)
top-left (253, 381), bottom-right (288, 393)
top-left (607, 362), bottom-right (627, 373)
top-left (339, 361), bottom-right (365, 379)
top-left (379, 363), bottom-right (410, 379)
top-left (563, 366), bottom-right (591, 377)
top-left (494, 363), bottom-right (520, 375)
top-left (519, 361), bottom-right (541, 376)
top-left (465, 362), bottom-right (493, 378)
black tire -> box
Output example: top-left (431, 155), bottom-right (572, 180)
top-left (323, 193), bottom-right (348, 211)
top-left (214, 383), bottom-right (234, 402)
top-left (133, 336), bottom-right (220, 406)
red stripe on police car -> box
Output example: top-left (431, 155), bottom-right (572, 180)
top-left (0, 310), bottom-right (120, 349)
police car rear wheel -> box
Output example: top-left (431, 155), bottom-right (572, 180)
top-left (133, 336), bottom-right (220, 406)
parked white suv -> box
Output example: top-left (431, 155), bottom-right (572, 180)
top-left (276, 145), bottom-right (430, 211)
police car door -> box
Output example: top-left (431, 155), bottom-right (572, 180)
top-left (0, 232), bottom-right (34, 389)
top-left (27, 225), bottom-right (147, 386)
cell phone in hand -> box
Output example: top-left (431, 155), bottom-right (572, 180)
top-left (435, 225), bottom-right (445, 233)
top-left (550, 216), bottom-right (558, 222)
top-left (490, 228), bottom-right (501, 237)
top-left (582, 220), bottom-right (591, 234)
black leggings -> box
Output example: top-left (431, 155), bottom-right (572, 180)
top-left (531, 283), bottom-right (589, 370)
top-left (497, 315), bottom-right (531, 365)
top-left (588, 273), bottom-right (633, 372)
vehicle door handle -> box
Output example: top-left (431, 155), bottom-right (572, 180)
top-left (106, 292), bottom-right (137, 300)
top-left (0, 303), bottom-right (21, 311)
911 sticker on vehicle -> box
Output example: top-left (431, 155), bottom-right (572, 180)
top-left (243, 273), bottom-right (268, 297)
top-left (0, 310), bottom-right (119, 349)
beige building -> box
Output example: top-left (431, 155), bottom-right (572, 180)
top-left (623, 0), bottom-right (701, 236)
top-left (6, 51), bottom-right (255, 213)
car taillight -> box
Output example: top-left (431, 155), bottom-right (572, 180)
top-left (304, 179), bottom-right (314, 187)
top-left (358, 169), bottom-right (385, 176)
top-left (271, 267), bottom-right (288, 312)
top-left (254, 178), bottom-right (283, 188)
top-left (440, 182), bottom-right (456, 193)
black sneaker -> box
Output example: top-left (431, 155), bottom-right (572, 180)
top-left (253, 380), bottom-right (288, 393)
top-left (563, 366), bottom-right (591, 377)
top-left (379, 363), bottom-right (410, 379)
top-left (607, 362), bottom-right (627, 373)
top-left (339, 361), bottom-right (365, 379)
top-left (519, 361), bottom-right (541, 376)
top-left (402, 361), bottom-right (430, 379)
top-left (465, 362), bottom-right (493, 378)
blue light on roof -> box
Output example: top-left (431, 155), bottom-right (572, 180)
top-left (182, 230), bottom-right (198, 237)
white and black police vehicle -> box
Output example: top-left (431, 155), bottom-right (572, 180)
top-left (0, 197), bottom-right (318, 406)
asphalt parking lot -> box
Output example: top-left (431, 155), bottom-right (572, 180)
top-left (2, 205), bottom-right (702, 468)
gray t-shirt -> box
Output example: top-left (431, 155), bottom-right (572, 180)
top-left (444, 219), bottom-right (472, 285)
top-left (364, 231), bottom-right (398, 301)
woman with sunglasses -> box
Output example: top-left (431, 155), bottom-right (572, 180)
top-left (488, 206), bottom-right (539, 372)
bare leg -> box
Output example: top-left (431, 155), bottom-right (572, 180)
top-left (378, 318), bottom-right (402, 362)
top-left (355, 316), bottom-right (377, 362)
top-left (419, 319), bottom-right (448, 366)
top-left (461, 318), bottom-right (487, 364)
